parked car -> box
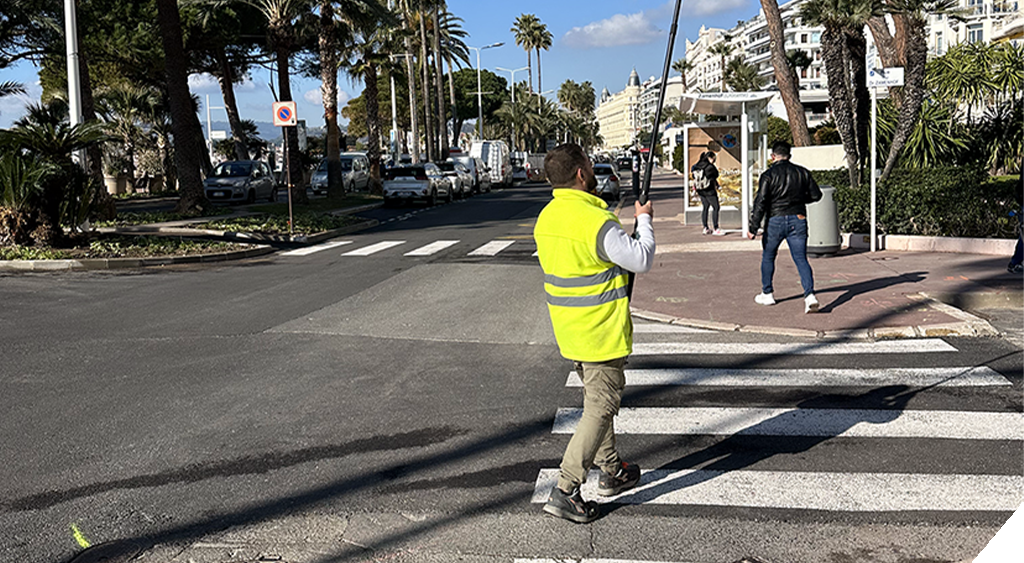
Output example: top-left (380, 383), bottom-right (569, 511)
top-left (204, 160), bottom-right (277, 204)
top-left (437, 160), bottom-right (474, 199)
top-left (511, 164), bottom-right (528, 183)
top-left (453, 155), bottom-right (491, 193)
top-left (616, 156), bottom-right (633, 171)
top-left (309, 152), bottom-right (370, 195)
top-left (593, 163), bottom-right (620, 202)
top-left (382, 163), bottom-right (452, 206)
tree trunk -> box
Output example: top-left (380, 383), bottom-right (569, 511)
top-left (76, 40), bottom-right (115, 219)
top-left (402, 1), bottom-right (420, 163)
top-left (821, 26), bottom-right (860, 188)
top-left (880, 20), bottom-right (927, 182)
top-left (846, 29), bottom-right (870, 167)
top-left (155, 0), bottom-right (206, 213)
top-left (760, 0), bottom-right (811, 146)
top-left (418, 14), bottom-right (434, 161)
top-left (432, 10), bottom-right (448, 158)
top-left (214, 47), bottom-right (250, 161)
top-left (526, 49), bottom-right (532, 94)
top-left (365, 61), bottom-right (383, 195)
top-left (447, 54), bottom-right (458, 148)
top-left (276, 44), bottom-right (308, 203)
top-left (320, 0), bottom-right (343, 198)
top-left (536, 48), bottom-right (542, 93)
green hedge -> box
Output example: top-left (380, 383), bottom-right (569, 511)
top-left (813, 166), bottom-right (1020, 239)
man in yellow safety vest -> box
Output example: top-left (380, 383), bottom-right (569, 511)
top-left (534, 143), bottom-right (656, 523)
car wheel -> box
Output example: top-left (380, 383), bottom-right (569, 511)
top-left (445, 185), bottom-right (453, 203)
top-left (246, 189), bottom-right (256, 204)
top-left (269, 187), bottom-right (278, 202)
top-left (427, 188), bottom-right (436, 207)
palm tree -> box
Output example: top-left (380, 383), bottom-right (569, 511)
top-left (786, 50), bottom-right (813, 90)
top-left (399, 0), bottom-right (420, 162)
top-left (0, 81), bottom-right (25, 98)
top-left (532, 20), bottom-right (552, 93)
top-left (438, 10), bottom-right (469, 147)
top-left (511, 13), bottom-right (539, 93)
top-left (725, 57), bottom-right (768, 91)
top-left (671, 58), bottom-right (694, 92)
top-left (761, 0), bottom-right (812, 146)
top-left (155, 0), bottom-right (209, 213)
top-left (96, 83), bottom-right (161, 192)
top-left (708, 41), bottom-right (735, 92)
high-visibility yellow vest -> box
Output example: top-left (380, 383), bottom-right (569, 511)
top-left (534, 188), bottom-right (632, 362)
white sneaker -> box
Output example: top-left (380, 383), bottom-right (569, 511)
top-left (712, 229), bottom-right (725, 236)
top-left (754, 292), bottom-right (776, 306)
top-left (702, 227), bottom-right (711, 235)
top-left (804, 293), bottom-right (819, 314)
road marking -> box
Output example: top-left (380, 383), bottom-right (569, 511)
top-left (404, 240), bottom-right (460, 256)
top-left (551, 407), bottom-right (1023, 440)
top-left (342, 241), bottom-right (406, 256)
top-left (632, 324), bottom-right (713, 334)
top-left (632, 339), bottom-right (957, 355)
top-left (564, 367), bottom-right (1012, 388)
top-left (530, 468), bottom-right (1024, 511)
top-left (280, 240), bottom-right (353, 256)
top-left (468, 240), bottom-right (515, 256)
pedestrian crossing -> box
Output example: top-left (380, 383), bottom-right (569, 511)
top-left (280, 237), bottom-right (536, 260)
top-left (531, 321), bottom-right (1024, 514)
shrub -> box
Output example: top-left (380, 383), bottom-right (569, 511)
top-left (815, 166), bottom-right (1020, 238)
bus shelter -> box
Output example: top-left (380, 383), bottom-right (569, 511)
top-left (678, 92), bottom-right (774, 234)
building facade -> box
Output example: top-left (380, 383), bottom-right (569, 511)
top-left (596, 69), bottom-right (642, 151)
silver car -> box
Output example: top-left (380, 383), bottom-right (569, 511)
top-left (437, 160), bottom-right (474, 199)
top-left (593, 163), bottom-right (621, 202)
top-left (382, 163), bottom-right (452, 207)
top-left (309, 153), bottom-right (371, 195)
top-left (204, 160), bottom-right (277, 204)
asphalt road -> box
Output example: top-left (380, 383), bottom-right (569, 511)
top-left (1, 183), bottom-right (1021, 563)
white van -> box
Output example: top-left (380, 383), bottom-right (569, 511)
top-left (470, 141), bottom-right (512, 188)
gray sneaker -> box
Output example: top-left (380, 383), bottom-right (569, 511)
top-left (597, 461), bottom-right (641, 496)
top-left (542, 486), bottom-right (599, 523)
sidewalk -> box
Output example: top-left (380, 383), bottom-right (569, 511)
top-left (620, 170), bottom-right (1023, 339)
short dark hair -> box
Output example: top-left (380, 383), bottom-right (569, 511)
top-left (771, 141), bottom-right (792, 158)
top-left (705, 151), bottom-right (716, 161)
top-left (544, 143), bottom-right (589, 187)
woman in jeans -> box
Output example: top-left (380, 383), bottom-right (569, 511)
top-left (691, 151), bottom-right (724, 236)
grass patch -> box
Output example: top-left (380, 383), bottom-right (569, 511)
top-left (111, 190), bottom-right (180, 201)
top-left (1, 235), bottom-right (252, 260)
top-left (193, 212), bottom-right (364, 235)
top-left (94, 207), bottom-right (228, 227)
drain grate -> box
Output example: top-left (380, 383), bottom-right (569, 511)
top-left (67, 541), bottom-right (143, 563)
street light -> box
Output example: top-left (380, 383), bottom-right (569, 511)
top-left (495, 66), bottom-right (529, 105)
top-left (469, 42), bottom-right (504, 138)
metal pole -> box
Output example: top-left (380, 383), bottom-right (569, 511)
top-left (639, 0), bottom-right (683, 205)
top-left (206, 94), bottom-right (213, 161)
top-left (475, 48), bottom-right (483, 138)
top-left (388, 0), bottom-right (399, 160)
top-left (64, 0), bottom-right (83, 164)
top-left (284, 127), bottom-right (293, 237)
top-left (870, 84), bottom-right (877, 252)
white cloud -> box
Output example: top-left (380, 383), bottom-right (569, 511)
top-left (304, 88), bottom-right (323, 106)
top-left (187, 73), bottom-right (220, 93)
top-left (564, 12), bottom-right (663, 49)
top-left (564, 0), bottom-right (750, 49)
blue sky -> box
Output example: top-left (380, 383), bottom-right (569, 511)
top-left (0, 0), bottom-right (758, 130)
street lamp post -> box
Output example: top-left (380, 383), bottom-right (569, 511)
top-left (495, 66), bottom-right (528, 149)
top-left (469, 42), bottom-right (504, 139)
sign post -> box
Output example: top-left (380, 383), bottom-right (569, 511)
top-left (273, 101), bottom-right (297, 237)
top-left (867, 67), bottom-right (903, 252)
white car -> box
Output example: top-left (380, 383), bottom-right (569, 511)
top-left (437, 161), bottom-right (474, 199)
top-left (383, 163), bottom-right (452, 207)
top-left (453, 156), bottom-right (491, 193)
top-left (309, 153), bottom-right (370, 195)
top-left (592, 163), bottom-right (621, 202)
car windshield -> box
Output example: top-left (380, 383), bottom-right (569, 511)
top-left (386, 167), bottom-right (425, 179)
top-left (317, 160), bottom-right (353, 172)
top-left (212, 162), bottom-right (252, 177)
top-left (437, 162), bottom-right (456, 172)
top-left (593, 165), bottom-right (614, 176)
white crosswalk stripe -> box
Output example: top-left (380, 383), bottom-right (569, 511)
top-left (564, 367), bottom-right (1012, 387)
top-left (280, 240), bottom-right (352, 256)
top-left (468, 240), bottom-right (516, 256)
top-left (533, 324), bottom-right (1024, 515)
top-left (341, 240), bottom-right (406, 256)
top-left (404, 240), bottom-right (460, 256)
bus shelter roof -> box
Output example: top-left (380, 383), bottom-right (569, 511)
top-left (678, 92), bottom-right (776, 117)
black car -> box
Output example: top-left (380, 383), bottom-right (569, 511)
top-left (616, 156), bottom-right (633, 171)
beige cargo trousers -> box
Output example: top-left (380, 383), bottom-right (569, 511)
top-left (556, 357), bottom-right (627, 492)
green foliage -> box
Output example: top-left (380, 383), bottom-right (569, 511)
top-left (816, 166), bottom-right (1020, 238)
top-left (0, 151), bottom-right (54, 211)
top-left (192, 212), bottom-right (361, 235)
top-left (766, 115), bottom-right (793, 147)
top-left (673, 144), bottom-right (685, 173)
top-left (0, 245), bottom-right (68, 260)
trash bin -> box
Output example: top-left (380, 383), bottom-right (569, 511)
top-left (807, 185), bottom-right (840, 255)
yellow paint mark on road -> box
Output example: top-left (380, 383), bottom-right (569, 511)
top-left (71, 523), bottom-right (91, 548)
top-left (517, 223), bottom-right (535, 227)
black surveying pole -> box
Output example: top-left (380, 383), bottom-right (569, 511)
top-left (627, 0), bottom-right (684, 299)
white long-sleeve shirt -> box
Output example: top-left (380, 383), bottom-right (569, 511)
top-left (596, 213), bottom-right (655, 273)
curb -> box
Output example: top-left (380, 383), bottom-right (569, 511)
top-left (0, 246), bottom-right (276, 272)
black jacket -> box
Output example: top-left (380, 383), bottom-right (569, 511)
top-left (749, 160), bottom-right (822, 234)
top-left (691, 159), bottom-right (719, 196)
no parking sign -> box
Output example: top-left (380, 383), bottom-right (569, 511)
top-left (273, 101), bottom-right (297, 126)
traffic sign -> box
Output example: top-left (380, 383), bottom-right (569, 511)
top-left (273, 101), bottom-right (297, 126)
top-left (867, 67), bottom-right (904, 88)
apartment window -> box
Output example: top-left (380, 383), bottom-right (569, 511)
top-left (967, 24), bottom-right (983, 43)
top-left (811, 32), bottom-right (821, 43)
top-left (801, 33), bottom-right (809, 43)
top-left (935, 31), bottom-right (943, 53)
